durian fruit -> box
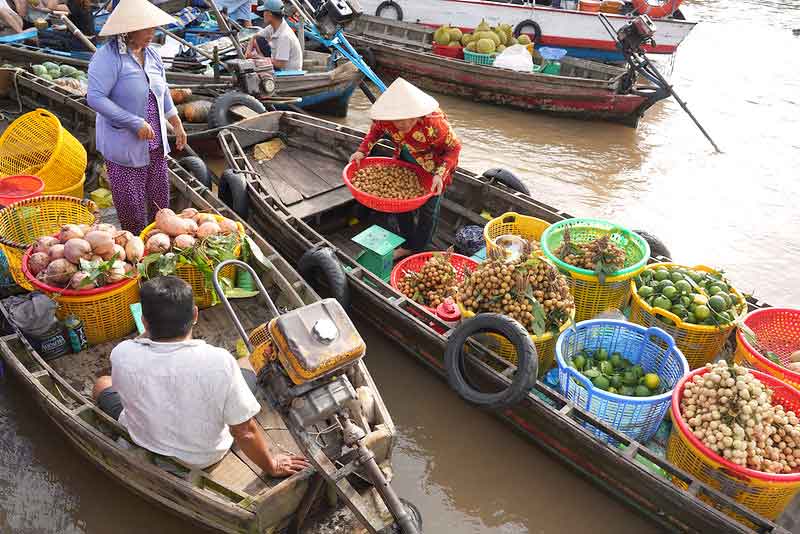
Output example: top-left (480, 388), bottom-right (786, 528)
top-left (466, 41), bottom-right (477, 52)
top-left (448, 27), bottom-right (463, 42)
top-left (505, 33), bottom-right (517, 47)
top-left (434, 25), bottom-right (451, 45)
top-left (461, 33), bottom-right (474, 46)
top-left (475, 18), bottom-right (491, 32)
top-left (476, 38), bottom-right (496, 54)
top-left (448, 41), bottom-right (461, 48)
top-left (496, 44), bottom-right (506, 54)
top-left (517, 34), bottom-right (532, 46)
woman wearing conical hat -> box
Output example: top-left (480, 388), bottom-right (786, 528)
top-left (350, 78), bottom-right (462, 260)
top-left (87, 0), bottom-right (186, 234)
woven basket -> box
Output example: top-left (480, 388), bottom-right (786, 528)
top-left (0, 109), bottom-right (87, 192)
top-left (139, 215), bottom-right (244, 309)
top-left (484, 212), bottom-right (550, 256)
top-left (734, 308), bottom-right (800, 391)
top-left (22, 248), bottom-right (140, 345)
top-left (0, 195), bottom-right (97, 290)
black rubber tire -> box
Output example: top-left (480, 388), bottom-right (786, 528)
top-left (219, 169), bottom-right (249, 219)
top-left (513, 20), bottom-right (542, 43)
top-left (297, 246), bottom-right (350, 310)
top-left (177, 156), bottom-right (212, 189)
top-left (444, 314), bottom-right (537, 410)
top-left (385, 499), bottom-right (423, 533)
top-left (208, 91), bottom-right (267, 129)
top-left (482, 168), bottom-right (531, 196)
top-left (375, 0), bottom-right (403, 21)
top-left (632, 229), bottom-right (672, 260)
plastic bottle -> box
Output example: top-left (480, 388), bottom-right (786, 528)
top-left (435, 298), bottom-right (462, 329)
top-left (64, 315), bottom-right (88, 353)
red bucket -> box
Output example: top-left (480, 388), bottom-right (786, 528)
top-left (0, 175), bottom-right (44, 206)
top-left (432, 43), bottom-right (464, 60)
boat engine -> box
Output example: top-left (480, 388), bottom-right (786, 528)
top-left (615, 14), bottom-right (656, 55)
top-left (224, 58), bottom-right (277, 97)
top-left (213, 260), bottom-right (420, 534)
top-left (292, 0), bottom-right (363, 38)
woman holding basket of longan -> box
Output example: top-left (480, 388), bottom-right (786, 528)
top-left (350, 78), bottom-right (461, 260)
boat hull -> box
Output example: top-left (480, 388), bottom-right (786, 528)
top-left (357, 0), bottom-right (696, 61)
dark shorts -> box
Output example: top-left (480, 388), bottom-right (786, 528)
top-left (96, 368), bottom-right (258, 421)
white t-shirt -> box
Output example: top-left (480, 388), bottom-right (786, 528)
top-left (258, 19), bottom-right (303, 71)
top-left (111, 338), bottom-right (261, 468)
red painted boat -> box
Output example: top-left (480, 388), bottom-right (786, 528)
top-left (346, 15), bottom-right (664, 127)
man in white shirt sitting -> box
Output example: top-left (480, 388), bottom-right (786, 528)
top-left (92, 276), bottom-right (309, 477)
top-left (245, 0), bottom-right (302, 71)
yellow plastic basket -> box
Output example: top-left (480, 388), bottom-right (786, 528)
top-left (484, 212), bottom-right (550, 255)
top-left (629, 263), bottom-right (746, 370)
top-left (0, 109), bottom-right (87, 192)
top-left (139, 215), bottom-right (244, 309)
top-left (668, 367), bottom-right (800, 523)
top-left (541, 218), bottom-right (650, 322)
top-left (0, 195), bottom-right (97, 290)
top-left (48, 174), bottom-right (85, 199)
top-left (247, 323), bottom-right (274, 374)
top-left (459, 303), bottom-right (573, 376)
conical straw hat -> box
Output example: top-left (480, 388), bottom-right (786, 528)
top-left (99, 0), bottom-right (177, 36)
top-left (369, 78), bottom-right (439, 121)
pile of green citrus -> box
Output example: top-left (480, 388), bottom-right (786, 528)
top-left (570, 348), bottom-right (663, 397)
top-left (634, 266), bottom-right (743, 326)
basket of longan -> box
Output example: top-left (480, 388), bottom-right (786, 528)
top-left (391, 250), bottom-right (478, 311)
top-left (343, 157), bottom-right (434, 213)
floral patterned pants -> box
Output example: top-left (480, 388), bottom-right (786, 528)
top-left (106, 148), bottom-right (169, 235)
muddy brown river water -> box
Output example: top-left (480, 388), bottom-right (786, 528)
top-left (1, 0), bottom-right (799, 532)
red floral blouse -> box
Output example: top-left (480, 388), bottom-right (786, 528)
top-left (357, 111), bottom-right (462, 186)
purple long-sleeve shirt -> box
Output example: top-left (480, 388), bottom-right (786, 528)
top-left (87, 39), bottom-right (177, 167)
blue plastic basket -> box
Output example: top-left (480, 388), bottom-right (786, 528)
top-left (555, 319), bottom-right (689, 443)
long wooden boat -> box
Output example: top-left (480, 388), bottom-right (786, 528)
top-left (0, 43), bottom-right (362, 117)
top-left (0, 161), bottom-right (399, 533)
top-left (214, 111), bottom-right (798, 533)
top-left (346, 15), bottom-right (661, 126)
top-left (356, 0), bottom-right (696, 62)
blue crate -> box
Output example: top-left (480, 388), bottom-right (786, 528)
top-left (555, 319), bottom-right (689, 444)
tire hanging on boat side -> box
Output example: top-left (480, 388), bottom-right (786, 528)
top-left (482, 168), bottom-right (531, 196)
top-left (177, 156), bottom-right (213, 189)
top-left (513, 20), bottom-right (542, 43)
top-left (375, 0), bottom-right (403, 21)
top-left (208, 91), bottom-right (267, 129)
top-left (219, 169), bottom-right (249, 219)
top-left (298, 245), bottom-right (350, 310)
top-left (444, 314), bottom-right (538, 410)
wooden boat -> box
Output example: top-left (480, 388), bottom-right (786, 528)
top-left (356, 0), bottom-right (696, 62)
top-left (0, 161), bottom-right (399, 533)
top-left (214, 111), bottom-right (797, 533)
top-left (0, 43), bottom-right (363, 117)
top-left (346, 15), bottom-right (662, 126)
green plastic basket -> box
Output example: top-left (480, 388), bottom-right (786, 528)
top-left (464, 49), bottom-right (496, 66)
top-left (540, 218), bottom-right (650, 321)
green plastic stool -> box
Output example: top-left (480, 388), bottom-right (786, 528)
top-left (351, 225), bottom-right (405, 282)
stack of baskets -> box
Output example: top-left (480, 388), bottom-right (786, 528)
top-left (0, 195), bottom-right (97, 290)
top-left (21, 247), bottom-right (140, 345)
top-left (556, 319), bottom-right (689, 443)
top-left (478, 212), bottom-right (571, 375)
top-left (734, 307), bottom-right (800, 390)
top-left (629, 263), bottom-right (747, 369)
top-left (139, 215), bottom-right (245, 309)
top-left (668, 366), bottom-right (800, 522)
top-left (0, 109), bottom-right (87, 199)
top-left (541, 218), bottom-right (650, 322)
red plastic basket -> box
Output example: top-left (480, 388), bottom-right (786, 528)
top-left (390, 252), bottom-right (478, 311)
top-left (432, 43), bottom-right (464, 60)
top-left (22, 246), bottom-right (134, 296)
top-left (734, 308), bottom-right (800, 391)
top-left (0, 175), bottom-right (44, 206)
top-left (342, 157), bottom-right (434, 214)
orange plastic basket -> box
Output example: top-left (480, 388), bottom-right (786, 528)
top-left (629, 263), bottom-right (746, 369)
top-left (0, 195), bottom-right (97, 290)
top-left (0, 109), bottom-right (87, 192)
top-left (483, 212), bottom-right (550, 256)
top-left (0, 175), bottom-right (43, 206)
top-left (139, 215), bottom-right (244, 309)
top-left (21, 248), bottom-right (140, 345)
top-left (390, 252), bottom-right (478, 312)
top-left (668, 366), bottom-right (800, 522)
top-left (734, 308), bottom-right (800, 391)
top-left (342, 157), bottom-right (434, 213)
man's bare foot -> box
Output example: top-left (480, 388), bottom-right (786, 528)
top-left (393, 247), bottom-right (413, 261)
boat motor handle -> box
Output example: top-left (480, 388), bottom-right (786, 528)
top-left (213, 259), bottom-right (280, 352)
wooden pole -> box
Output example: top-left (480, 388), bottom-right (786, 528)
top-left (55, 13), bottom-right (96, 52)
top-left (205, 0), bottom-right (245, 60)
